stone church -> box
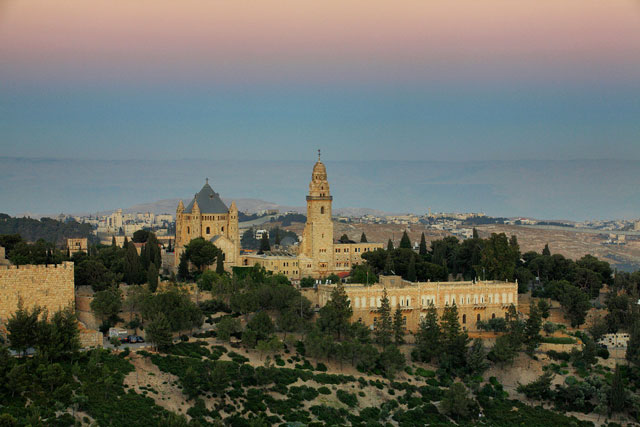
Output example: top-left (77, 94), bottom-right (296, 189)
top-left (175, 154), bottom-right (382, 281)
top-left (174, 179), bottom-right (240, 270)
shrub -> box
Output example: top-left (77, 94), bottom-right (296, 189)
top-left (318, 386), bottom-right (331, 395)
top-left (337, 389), bottom-right (358, 407)
top-left (541, 337), bottom-right (576, 345)
top-left (315, 362), bottom-right (328, 372)
top-left (415, 367), bottom-right (436, 378)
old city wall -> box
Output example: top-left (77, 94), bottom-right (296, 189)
top-left (0, 262), bottom-right (75, 322)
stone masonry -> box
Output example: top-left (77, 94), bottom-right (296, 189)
top-left (0, 262), bottom-right (75, 322)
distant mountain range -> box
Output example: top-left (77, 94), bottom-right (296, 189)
top-left (87, 198), bottom-right (391, 218)
top-left (2, 157), bottom-right (639, 221)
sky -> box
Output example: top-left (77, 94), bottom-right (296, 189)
top-left (0, 1), bottom-right (639, 218)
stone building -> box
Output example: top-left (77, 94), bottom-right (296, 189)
top-left (66, 238), bottom-right (88, 255)
top-left (240, 154), bottom-right (384, 281)
top-left (175, 179), bottom-right (240, 270)
top-left (304, 275), bottom-right (518, 333)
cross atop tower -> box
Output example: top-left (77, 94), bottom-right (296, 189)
top-left (205, 177), bottom-right (209, 185)
top-left (318, 149), bottom-right (321, 161)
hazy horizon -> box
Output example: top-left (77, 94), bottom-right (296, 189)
top-left (2, 157), bottom-right (639, 222)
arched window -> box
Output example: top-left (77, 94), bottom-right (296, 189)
top-left (477, 314), bottom-right (481, 322)
top-left (321, 206), bottom-right (325, 214)
top-left (221, 226), bottom-right (224, 232)
top-left (462, 314), bottom-right (466, 324)
top-left (206, 226), bottom-right (210, 234)
top-left (187, 226), bottom-right (190, 234)
top-left (492, 313), bottom-right (496, 319)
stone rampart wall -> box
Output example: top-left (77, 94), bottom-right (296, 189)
top-left (0, 262), bottom-right (75, 322)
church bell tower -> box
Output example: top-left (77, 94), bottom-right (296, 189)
top-left (300, 150), bottom-right (334, 277)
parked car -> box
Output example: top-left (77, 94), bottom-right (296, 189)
top-left (118, 336), bottom-right (130, 343)
top-left (127, 335), bottom-right (144, 343)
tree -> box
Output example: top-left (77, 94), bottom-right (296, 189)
top-left (441, 383), bottom-right (476, 422)
top-left (185, 238), bottom-right (218, 271)
top-left (123, 241), bottom-right (142, 285)
top-left (383, 252), bottom-right (394, 275)
top-left (413, 302), bottom-right (441, 363)
top-left (418, 232), bottom-right (427, 256)
top-left (517, 371), bottom-right (554, 400)
top-left (558, 284), bottom-right (591, 327)
top-left (7, 302), bottom-right (42, 356)
top-left (111, 236), bottom-right (116, 247)
top-left (399, 231), bottom-right (411, 249)
top-left (256, 335), bottom-right (283, 360)
top-left (626, 319), bottom-right (640, 367)
top-left (339, 233), bottom-right (350, 243)
top-left (258, 233), bottom-right (270, 254)
top-left (374, 290), bottom-right (393, 347)
top-left (132, 229), bottom-right (150, 243)
top-left (379, 344), bottom-right (405, 378)
top-left (246, 311), bottom-right (275, 341)
top-left (216, 317), bottom-right (241, 341)
top-left (440, 304), bottom-right (469, 373)
top-left (392, 307), bottom-right (405, 345)
top-left (147, 263), bottom-right (159, 293)
top-left (274, 228), bottom-right (281, 245)
top-left (216, 252), bottom-right (225, 274)
top-left (537, 299), bottom-right (550, 319)
top-left (75, 259), bottom-right (114, 292)
top-left (608, 365), bottom-right (627, 414)
top-left (317, 284), bottom-right (353, 340)
top-left (542, 244), bottom-right (551, 256)
top-left (524, 300), bottom-right (542, 355)
top-left (147, 313), bottom-right (173, 350)
top-left (300, 277), bottom-right (315, 288)
top-left (350, 264), bottom-right (377, 285)
top-left (467, 338), bottom-right (488, 376)
top-left (407, 254), bottom-right (417, 282)
top-left (177, 252), bottom-right (190, 282)
top-left (90, 286), bottom-right (122, 329)
top-left (387, 239), bottom-right (394, 251)
top-left (360, 232), bottom-right (368, 243)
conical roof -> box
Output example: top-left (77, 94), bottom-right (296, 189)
top-left (184, 181), bottom-right (229, 214)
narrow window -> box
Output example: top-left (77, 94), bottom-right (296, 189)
top-left (206, 226), bottom-right (210, 234)
top-left (462, 314), bottom-right (466, 324)
top-left (477, 314), bottom-right (481, 322)
top-left (321, 206), bottom-right (325, 214)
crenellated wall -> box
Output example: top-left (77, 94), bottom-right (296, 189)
top-left (0, 262), bottom-right (75, 322)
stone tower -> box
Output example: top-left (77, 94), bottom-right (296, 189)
top-left (300, 151), bottom-right (334, 278)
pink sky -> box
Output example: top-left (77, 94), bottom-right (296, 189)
top-left (1, 0), bottom-right (639, 85)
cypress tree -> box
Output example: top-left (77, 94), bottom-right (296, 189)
top-left (111, 236), bottom-right (116, 247)
top-left (274, 228), bottom-right (281, 245)
top-left (407, 254), bottom-right (417, 282)
top-left (178, 252), bottom-right (190, 282)
top-left (123, 242), bottom-right (142, 285)
top-left (216, 252), bottom-right (225, 274)
top-left (375, 289), bottom-right (393, 347)
top-left (419, 232), bottom-right (427, 256)
top-left (393, 307), bottom-right (405, 345)
top-left (387, 239), bottom-right (394, 251)
top-left (399, 231), bottom-right (411, 249)
top-left (383, 252), bottom-right (395, 275)
top-left (542, 243), bottom-right (551, 256)
top-left (147, 262), bottom-right (158, 293)
top-left (360, 232), bottom-right (368, 243)
top-left (258, 233), bottom-right (270, 254)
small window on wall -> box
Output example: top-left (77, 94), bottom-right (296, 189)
top-left (477, 314), bottom-right (481, 322)
top-left (206, 227), bottom-right (210, 234)
top-left (462, 314), bottom-right (466, 324)
top-left (221, 226), bottom-right (224, 232)
top-left (187, 227), bottom-right (190, 234)
top-left (321, 207), bottom-right (325, 214)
